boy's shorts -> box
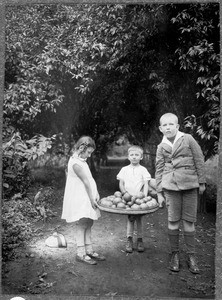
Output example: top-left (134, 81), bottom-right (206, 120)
top-left (163, 188), bottom-right (198, 222)
top-left (128, 215), bottom-right (143, 222)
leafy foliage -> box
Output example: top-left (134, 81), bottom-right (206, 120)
top-left (5, 4), bottom-right (219, 155)
top-left (5, 6), bottom-right (64, 110)
top-left (3, 123), bottom-right (55, 197)
top-left (171, 3), bottom-right (220, 157)
top-left (2, 187), bottom-right (57, 261)
top-left (2, 198), bottom-right (36, 260)
top-left (4, 3), bottom-right (219, 264)
top-left (5, 4), bottom-right (169, 143)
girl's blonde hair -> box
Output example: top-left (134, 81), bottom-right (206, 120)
top-left (74, 136), bottom-right (96, 152)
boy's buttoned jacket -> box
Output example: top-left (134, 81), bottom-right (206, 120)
top-left (155, 133), bottom-right (206, 192)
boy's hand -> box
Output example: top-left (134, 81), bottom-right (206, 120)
top-left (157, 193), bottom-right (165, 208)
top-left (199, 183), bottom-right (206, 195)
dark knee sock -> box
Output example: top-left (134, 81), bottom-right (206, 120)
top-left (168, 229), bottom-right (180, 253)
top-left (184, 231), bottom-right (195, 254)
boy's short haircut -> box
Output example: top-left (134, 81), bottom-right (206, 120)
top-left (128, 145), bottom-right (144, 155)
top-left (160, 113), bottom-right (178, 125)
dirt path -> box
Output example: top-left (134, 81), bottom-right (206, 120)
top-left (2, 168), bottom-right (216, 298)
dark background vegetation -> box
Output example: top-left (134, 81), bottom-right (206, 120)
top-left (3, 3), bottom-right (219, 265)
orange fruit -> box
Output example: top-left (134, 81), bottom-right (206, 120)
top-left (150, 198), bottom-right (158, 206)
top-left (114, 191), bottom-right (122, 197)
top-left (106, 200), bottom-right (113, 207)
top-left (146, 199), bottom-right (157, 208)
top-left (101, 200), bottom-right (113, 207)
top-left (100, 198), bottom-right (108, 205)
top-left (113, 197), bottom-right (122, 204)
top-left (144, 196), bottom-right (152, 202)
top-left (107, 195), bottom-right (115, 201)
top-left (117, 202), bottom-right (126, 208)
top-left (122, 192), bottom-right (132, 202)
top-left (135, 199), bottom-right (142, 205)
top-left (140, 203), bottom-right (149, 210)
top-left (136, 192), bottom-right (145, 199)
top-left (131, 204), bottom-right (140, 210)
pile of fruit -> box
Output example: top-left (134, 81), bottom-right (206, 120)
top-left (99, 191), bottom-right (158, 211)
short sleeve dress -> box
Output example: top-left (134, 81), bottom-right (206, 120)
top-left (61, 155), bottom-right (101, 223)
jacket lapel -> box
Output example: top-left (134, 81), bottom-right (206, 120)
top-left (172, 136), bottom-right (184, 156)
top-left (161, 143), bottom-right (172, 154)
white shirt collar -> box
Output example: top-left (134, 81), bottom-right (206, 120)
top-left (162, 130), bottom-right (184, 147)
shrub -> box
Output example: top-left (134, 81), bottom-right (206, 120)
top-left (2, 197), bottom-right (38, 261)
top-left (3, 128), bottom-right (55, 198)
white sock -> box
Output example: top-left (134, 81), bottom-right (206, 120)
top-left (77, 245), bottom-right (86, 257)
top-left (85, 244), bottom-right (94, 254)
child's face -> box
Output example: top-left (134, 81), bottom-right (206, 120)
top-left (159, 116), bottom-right (179, 140)
top-left (79, 147), bottom-right (94, 159)
top-left (128, 150), bottom-right (143, 165)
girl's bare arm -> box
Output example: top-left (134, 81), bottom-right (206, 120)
top-left (73, 164), bottom-right (97, 209)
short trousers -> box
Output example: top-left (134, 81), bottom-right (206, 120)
top-left (163, 188), bottom-right (198, 223)
top-left (128, 215), bottom-right (142, 222)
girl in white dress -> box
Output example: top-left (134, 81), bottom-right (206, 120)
top-left (62, 136), bottom-right (105, 265)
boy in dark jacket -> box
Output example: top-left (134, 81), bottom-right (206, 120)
top-left (155, 113), bottom-right (206, 274)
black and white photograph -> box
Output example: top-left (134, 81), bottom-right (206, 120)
top-left (1, 1), bottom-right (221, 299)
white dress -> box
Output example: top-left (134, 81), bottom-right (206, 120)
top-left (61, 155), bottom-right (101, 223)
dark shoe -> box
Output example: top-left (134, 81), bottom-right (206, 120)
top-left (169, 251), bottom-right (180, 272)
top-left (137, 238), bottom-right (145, 252)
top-left (87, 252), bottom-right (106, 261)
top-left (187, 254), bottom-right (200, 274)
top-left (76, 254), bottom-right (97, 265)
top-left (126, 237), bottom-right (133, 253)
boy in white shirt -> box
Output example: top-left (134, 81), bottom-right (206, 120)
top-left (117, 145), bottom-right (151, 253)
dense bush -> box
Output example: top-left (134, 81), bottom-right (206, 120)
top-left (3, 126), bottom-right (55, 198)
top-left (2, 186), bottom-right (58, 261)
top-left (2, 197), bottom-right (38, 260)
top-left (2, 126), bottom-right (59, 261)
